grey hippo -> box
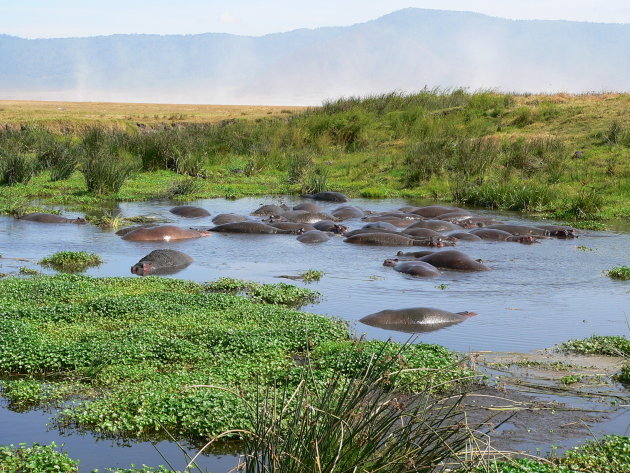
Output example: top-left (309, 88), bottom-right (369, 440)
top-left (301, 191), bottom-right (349, 202)
top-left (252, 204), bottom-right (289, 216)
top-left (212, 213), bottom-right (250, 225)
top-left (536, 225), bottom-right (579, 238)
top-left (396, 250), bottom-right (435, 259)
top-left (383, 259), bottom-right (441, 278)
top-left (280, 210), bottom-right (338, 224)
top-left (296, 230), bottom-right (332, 243)
top-left (469, 228), bottom-right (538, 243)
top-left (169, 205), bottom-right (211, 218)
top-left (131, 249), bottom-right (193, 276)
top-left (419, 250), bottom-right (491, 271)
top-left (362, 221), bottom-right (399, 231)
top-left (406, 220), bottom-right (463, 232)
top-left (410, 206), bottom-right (459, 218)
top-left (331, 206), bottom-right (365, 220)
top-left (269, 222), bottom-right (315, 234)
top-left (360, 307), bottom-right (478, 333)
top-left (209, 222), bottom-right (293, 234)
top-left (487, 224), bottom-right (548, 237)
top-left (446, 231), bottom-right (483, 242)
top-left (19, 213), bottom-right (87, 224)
top-left (313, 220), bottom-right (349, 234)
top-left (293, 202), bottom-right (322, 212)
top-left (344, 233), bottom-right (439, 246)
top-left (122, 225), bottom-right (210, 241)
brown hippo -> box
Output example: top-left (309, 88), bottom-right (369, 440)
top-left (269, 222), bottom-right (314, 234)
top-left (20, 213), bottom-right (87, 224)
top-left (360, 307), bottom-right (478, 333)
top-left (344, 233), bottom-right (431, 246)
top-left (536, 225), bottom-right (579, 238)
top-left (458, 217), bottom-right (505, 228)
top-left (115, 224), bottom-right (158, 237)
top-left (210, 222), bottom-right (293, 234)
top-left (398, 206), bottom-right (421, 213)
top-left (252, 204), bottom-right (290, 216)
top-left (361, 216), bottom-right (410, 227)
top-left (401, 228), bottom-right (443, 238)
top-left (410, 206), bottom-right (458, 218)
top-left (122, 225), bottom-right (210, 241)
top-left (383, 259), bottom-right (441, 278)
top-left (373, 212), bottom-right (424, 221)
top-left (487, 224), bottom-right (548, 237)
top-left (131, 249), bottom-right (193, 276)
top-left (169, 206), bottom-right (211, 218)
top-left (419, 250), bottom-right (490, 271)
top-left (406, 220), bottom-right (463, 232)
top-left (345, 228), bottom-right (401, 238)
top-left (297, 230), bottom-right (332, 243)
top-left (293, 202), bottom-right (322, 212)
top-left (301, 191), bottom-right (349, 202)
top-left (435, 211), bottom-right (475, 223)
top-left (212, 213), bottom-right (250, 225)
top-left (396, 250), bottom-right (435, 259)
top-left (362, 221), bottom-right (399, 231)
top-left (446, 231), bottom-right (483, 242)
top-left (313, 220), bottom-right (349, 234)
top-left (469, 228), bottom-right (538, 244)
top-left (331, 206), bottom-right (365, 220)
top-left (281, 211), bottom-right (337, 224)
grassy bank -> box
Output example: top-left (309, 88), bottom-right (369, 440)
top-left (0, 90), bottom-right (628, 221)
top-left (0, 274), bottom-right (472, 441)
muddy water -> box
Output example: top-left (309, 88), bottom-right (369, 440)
top-left (0, 196), bottom-right (628, 470)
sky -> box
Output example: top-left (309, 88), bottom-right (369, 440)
top-left (1, 0), bottom-right (629, 39)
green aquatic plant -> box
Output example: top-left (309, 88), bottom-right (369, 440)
top-left (301, 269), bottom-right (324, 282)
top-left (205, 277), bottom-right (320, 306)
top-left (0, 442), bottom-right (79, 473)
top-left (605, 265), bottom-right (630, 281)
top-left (18, 267), bottom-right (38, 275)
top-left (39, 251), bottom-right (103, 273)
top-left (558, 335), bottom-right (630, 357)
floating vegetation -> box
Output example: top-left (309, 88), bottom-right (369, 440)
top-left (605, 266), bottom-right (630, 281)
top-left (39, 251), bottom-right (103, 273)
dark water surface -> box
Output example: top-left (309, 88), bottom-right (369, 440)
top-left (1, 196), bottom-right (628, 470)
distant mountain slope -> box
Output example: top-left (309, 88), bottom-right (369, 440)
top-left (0, 8), bottom-right (628, 104)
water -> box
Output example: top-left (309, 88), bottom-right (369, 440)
top-left (1, 196), bottom-right (629, 470)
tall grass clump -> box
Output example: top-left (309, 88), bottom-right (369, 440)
top-left (502, 137), bottom-right (567, 182)
top-left (286, 151), bottom-right (314, 184)
top-left (39, 251), bottom-right (103, 273)
top-left (38, 141), bottom-right (79, 181)
top-left (302, 166), bottom-right (330, 194)
top-left (81, 149), bottom-right (138, 195)
top-left (452, 181), bottom-right (552, 212)
top-left (561, 186), bottom-right (605, 219)
top-left (602, 120), bottom-right (630, 147)
top-left (0, 149), bottom-right (39, 185)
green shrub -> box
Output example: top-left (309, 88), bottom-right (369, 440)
top-left (39, 251), bottom-right (103, 273)
top-left (0, 150), bottom-right (39, 185)
top-left (81, 149), bottom-right (138, 194)
top-left (0, 443), bottom-right (78, 472)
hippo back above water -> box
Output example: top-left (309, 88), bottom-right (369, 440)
top-left (301, 191), bottom-right (349, 202)
top-left (360, 307), bottom-right (478, 333)
top-left (19, 213), bottom-right (87, 224)
top-left (169, 206), bottom-right (211, 218)
top-left (122, 225), bottom-right (209, 241)
top-left (131, 249), bottom-right (193, 276)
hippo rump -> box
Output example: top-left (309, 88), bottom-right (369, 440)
top-left (446, 231), bottom-right (483, 242)
top-left (269, 222), bottom-right (315, 234)
top-left (280, 210), bottom-right (338, 224)
top-left (19, 212), bottom-right (87, 224)
top-left (169, 205), bottom-right (211, 218)
top-left (313, 220), bottom-right (349, 234)
top-left (406, 220), bottom-right (463, 232)
top-left (469, 228), bottom-right (538, 244)
top-left (301, 191), bottom-right (349, 202)
top-left (296, 230), bottom-right (332, 243)
top-left (122, 225), bottom-right (210, 241)
top-left (410, 206), bottom-right (459, 218)
top-left (362, 221), bottom-right (399, 231)
top-left (344, 233), bottom-right (430, 246)
top-left (131, 249), bottom-right (193, 276)
top-left (293, 202), bottom-right (322, 212)
top-left (486, 224), bottom-right (548, 237)
top-left (252, 204), bottom-right (290, 216)
top-left (360, 307), bottom-right (478, 333)
top-left (383, 259), bottom-right (440, 278)
top-left (116, 224), bottom-right (158, 237)
top-left (419, 250), bottom-right (490, 271)
top-left (331, 206), bottom-right (365, 220)
top-left (212, 213), bottom-right (250, 225)
top-left (209, 222), bottom-right (292, 234)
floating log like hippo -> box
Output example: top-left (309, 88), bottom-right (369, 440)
top-left (212, 213), bottom-right (250, 225)
top-left (419, 250), bottom-right (490, 271)
top-left (410, 206), bottom-right (458, 218)
top-left (447, 231), bottom-right (483, 242)
top-left (297, 230), bottom-right (332, 243)
top-left (122, 225), bottom-right (210, 241)
top-left (169, 206), bottom-right (211, 218)
top-left (302, 191), bottom-right (349, 202)
top-left (252, 204), bottom-right (289, 216)
top-left (536, 225), bottom-right (579, 238)
top-left (313, 220), bottom-right (349, 234)
top-left (210, 222), bottom-right (293, 234)
top-left (19, 213), bottom-right (87, 224)
top-left (131, 249), bottom-right (193, 276)
top-left (406, 220), bottom-right (463, 232)
top-left (487, 224), bottom-right (548, 237)
top-left (331, 206), bottom-right (365, 220)
top-left (269, 222), bottom-right (314, 233)
top-left (360, 307), bottom-right (478, 333)
top-left (293, 202), bottom-right (322, 212)
top-left (383, 259), bottom-right (440, 278)
top-left (281, 211), bottom-right (337, 224)
top-left (344, 233), bottom-right (430, 246)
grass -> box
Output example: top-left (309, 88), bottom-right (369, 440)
top-left (0, 274), bottom-right (472, 442)
top-left (39, 251), bottom-right (103, 273)
top-left (0, 91), bottom-right (628, 220)
top-left (0, 442), bottom-right (79, 473)
top-left (558, 335), bottom-right (630, 357)
top-left (605, 266), bottom-right (630, 281)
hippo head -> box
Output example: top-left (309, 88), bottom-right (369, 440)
top-left (333, 224), bottom-right (349, 235)
top-left (429, 237), bottom-right (445, 247)
top-left (296, 228), bottom-right (306, 235)
top-left (396, 251), bottom-right (404, 256)
top-left (75, 217), bottom-right (88, 225)
top-left (383, 259), bottom-right (399, 267)
top-left (516, 235), bottom-right (537, 244)
top-left (131, 261), bottom-right (154, 276)
top-left (457, 311), bottom-right (479, 318)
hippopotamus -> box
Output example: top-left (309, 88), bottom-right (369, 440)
top-left (362, 222), bottom-right (399, 231)
top-left (122, 225), bottom-right (210, 241)
top-left (458, 217), bottom-right (505, 228)
top-left (301, 191), bottom-right (349, 202)
top-left (406, 220), bottom-right (463, 232)
top-left (252, 204), bottom-right (290, 216)
top-left (344, 228), bottom-right (401, 238)
top-left (212, 213), bottom-right (250, 225)
top-left (130, 249), bottom-right (193, 276)
top-left (331, 206), bottom-right (365, 220)
top-left (269, 222), bottom-right (314, 234)
top-left (293, 202), bottom-right (322, 212)
top-left (281, 211), bottom-right (337, 224)
top-left (419, 250), bottom-right (491, 271)
top-left (469, 228), bottom-right (537, 243)
top-left (396, 250), bottom-right (435, 259)
top-left (344, 233), bottom-right (430, 246)
top-left (435, 211), bottom-right (475, 223)
top-left (487, 224), bottom-right (548, 237)
top-left (372, 212), bottom-right (423, 221)
top-left (401, 228), bottom-right (443, 239)
top-left (361, 216), bottom-right (409, 227)
top-left (382, 260), bottom-right (440, 278)
top-left (446, 231), bottom-right (483, 242)
top-left (19, 213), bottom-right (87, 224)
top-left (360, 307), bottom-right (478, 333)
top-left (398, 206), bottom-right (421, 213)
top-left (313, 220), bottom-right (349, 234)
top-left (296, 230), bottom-right (332, 243)
top-left (535, 225), bottom-right (579, 238)
top-left (209, 222), bottom-right (293, 234)
top-left (410, 206), bottom-right (459, 218)
top-left (115, 224), bottom-right (158, 236)
top-left (169, 206), bottom-right (211, 218)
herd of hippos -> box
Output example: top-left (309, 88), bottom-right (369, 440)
top-left (15, 191), bottom-right (579, 334)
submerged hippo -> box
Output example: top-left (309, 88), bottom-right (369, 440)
top-left (122, 225), bottom-right (210, 241)
top-left (435, 211), bottom-right (475, 223)
top-left (362, 221), bottom-right (399, 231)
top-left (302, 191), bottom-right (349, 202)
top-left (331, 206), bottom-right (365, 220)
top-left (406, 220), bottom-right (463, 232)
top-left (131, 249), bottom-right (193, 276)
top-left (296, 230), bottom-right (332, 243)
top-left (252, 204), bottom-right (289, 216)
top-left (169, 206), bottom-right (211, 218)
top-left (410, 206), bottom-right (458, 218)
top-left (419, 250), bottom-right (490, 271)
top-left (313, 220), bottom-right (349, 234)
top-left (458, 217), bottom-right (505, 228)
top-left (360, 307), bottom-right (478, 333)
top-left (115, 224), bottom-right (158, 237)
top-left (293, 202), bottom-right (322, 212)
top-left (281, 211), bottom-right (337, 224)
top-left (486, 224), bottom-right (548, 237)
top-left (212, 213), bottom-right (250, 225)
top-left (469, 228), bottom-right (537, 243)
top-left (269, 222), bottom-right (314, 233)
top-left (383, 259), bottom-right (440, 278)
top-left (447, 231), bottom-right (483, 242)
top-left (536, 225), bottom-right (579, 238)
top-left (209, 222), bottom-right (293, 234)
top-left (344, 233), bottom-right (429, 246)
top-left (19, 213), bottom-right (87, 224)
top-left (401, 228), bottom-right (443, 238)
top-left (396, 250), bottom-right (435, 259)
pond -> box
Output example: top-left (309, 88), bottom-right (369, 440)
top-left (1, 196), bottom-right (628, 471)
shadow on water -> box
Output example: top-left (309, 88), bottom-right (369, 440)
top-left (1, 196), bottom-right (629, 469)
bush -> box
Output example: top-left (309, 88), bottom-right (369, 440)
top-left (0, 150), bottom-right (39, 185)
top-left (39, 251), bottom-right (103, 273)
top-left (81, 149), bottom-right (138, 194)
